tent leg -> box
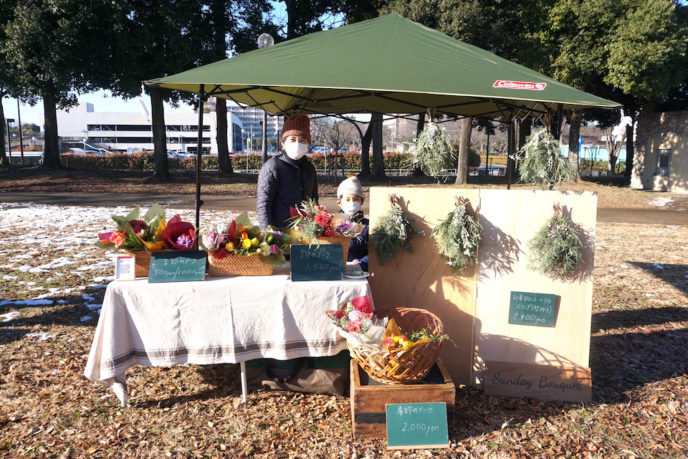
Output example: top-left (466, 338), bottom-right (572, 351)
top-left (195, 85), bottom-right (205, 230)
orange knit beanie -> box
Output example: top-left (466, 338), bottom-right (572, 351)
top-left (281, 115), bottom-right (311, 143)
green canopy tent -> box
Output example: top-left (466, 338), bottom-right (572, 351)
top-left (145, 13), bottom-right (620, 227)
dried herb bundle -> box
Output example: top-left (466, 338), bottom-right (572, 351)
top-left (518, 129), bottom-right (577, 190)
top-left (431, 198), bottom-right (481, 270)
top-left (528, 210), bottom-right (583, 277)
top-left (412, 121), bottom-right (453, 176)
top-left (370, 196), bottom-right (422, 264)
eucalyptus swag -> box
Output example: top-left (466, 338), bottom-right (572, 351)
top-left (518, 129), bottom-right (577, 190)
top-left (431, 198), bottom-right (481, 270)
top-left (412, 121), bottom-right (454, 177)
top-left (528, 205), bottom-right (584, 278)
top-left (370, 195), bottom-right (423, 264)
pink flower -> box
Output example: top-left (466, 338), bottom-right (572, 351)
top-left (176, 234), bottom-right (194, 249)
top-left (351, 296), bottom-right (373, 315)
top-left (347, 320), bottom-right (362, 333)
top-left (348, 309), bottom-right (364, 322)
top-left (109, 231), bottom-right (126, 248)
top-left (270, 244), bottom-right (280, 254)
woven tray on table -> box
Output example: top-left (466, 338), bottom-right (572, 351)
top-left (207, 254), bottom-right (274, 277)
top-left (348, 307), bottom-right (444, 384)
top-left (124, 250), bottom-right (152, 278)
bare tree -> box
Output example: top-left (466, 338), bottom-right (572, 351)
top-left (603, 127), bottom-right (626, 175)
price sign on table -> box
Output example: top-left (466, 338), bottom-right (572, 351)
top-left (290, 244), bottom-right (343, 281)
top-left (385, 402), bottom-right (449, 449)
top-left (508, 291), bottom-right (557, 327)
top-left (148, 251), bottom-right (207, 283)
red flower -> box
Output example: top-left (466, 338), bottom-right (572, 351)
top-left (129, 220), bottom-right (148, 236)
top-left (321, 225), bottom-right (335, 237)
top-left (351, 296), bottom-right (373, 315)
top-left (161, 215), bottom-right (196, 250)
top-left (314, 211), bottom-right (332, 227)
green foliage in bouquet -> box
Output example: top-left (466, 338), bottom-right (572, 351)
top-left (96, 204), bottom-right (167, 251)
top-left (431, 198), bottom-right (481, 270)
top-left (370, 196), bottom-right (423, 265)
top-left (528, 209), bottom-right (584, 278)
top-left (412, 121), bottom-right (454, 176)
top-left (518, 129), bottom-right (577, 190)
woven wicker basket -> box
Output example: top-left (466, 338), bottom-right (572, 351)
top-left (124, 250), bottom-right (152, 278)
top-left (348, 307), bottom-right (445, 384)
top-left (207, 254), bottom-right (274, 277)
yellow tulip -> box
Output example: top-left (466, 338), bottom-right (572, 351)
top-left (250, 237), bottom-right (259, 247)
top-left (242, 238), bottom-right (251, 249)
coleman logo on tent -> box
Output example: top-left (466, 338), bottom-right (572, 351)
top-left (493, 80), bottom-right (547, 90)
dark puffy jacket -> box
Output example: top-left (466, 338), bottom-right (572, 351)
top-left (347, 211), bottom-right (369, 271)
top-left (256, 153), bottom-right (318, 229)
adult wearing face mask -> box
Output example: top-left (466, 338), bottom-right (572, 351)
top-left (257, 114), bottom-right (318, 229)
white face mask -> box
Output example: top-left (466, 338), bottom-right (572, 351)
top-left (340, 201), bottom-right (361, 215)
top-left (284, 142), bottom-right (309, 160)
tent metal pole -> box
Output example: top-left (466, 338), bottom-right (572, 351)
top-left (195, 84), bottom-right (205, 231)
top-left (507, 117), bottom-right (514, 190)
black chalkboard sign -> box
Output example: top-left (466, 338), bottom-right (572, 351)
top-left (290, 244), bottom-right (343, 282)
top-left (508, 291), bottom-right (556, 327)
top-left (386, 402), bottom-right (449, 449)
top-left (148, 251), bottom-right (207, 283)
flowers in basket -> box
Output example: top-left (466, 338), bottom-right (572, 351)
top-left (325, 296), bottom-right (387, 346)
top-left (199, 212), bottom-right (291, 265)
top-left (288, 199), bottom-right (362, 242)
top-left (96, 204), bottom-right (168, 251)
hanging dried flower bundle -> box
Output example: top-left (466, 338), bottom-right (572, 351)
top-left (518, 129), bottom-right (577, 190)
top-left (528, 204), bottom-right (584, 277)
top-left (370, 195), bottom-right (423, 264)
top-left (431, 197), bottom-right (481, 270)
top-left (412, 121), bottom-right (454, 177)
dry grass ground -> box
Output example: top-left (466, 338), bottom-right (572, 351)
top-left (0, 169), bottom-right (686, 457)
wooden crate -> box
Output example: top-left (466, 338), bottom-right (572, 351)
top-left (350, 358), bottom-right (455, 440)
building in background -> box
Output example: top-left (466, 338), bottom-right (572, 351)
top-left (55, 103), bottom-right (243, 154)
top-left (205, 98), bottom-right (283, 152)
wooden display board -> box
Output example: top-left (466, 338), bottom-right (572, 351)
top-left (368, 187), bottom-right (596, 389)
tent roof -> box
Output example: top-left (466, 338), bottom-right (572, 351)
top-left (146, 13), bottom-right (620, 118)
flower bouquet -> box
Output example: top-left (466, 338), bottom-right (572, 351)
top-left (326, 299), bottom-right (447, 384)
top-left (96, 204), bottom-right (171, 277)
top-left (288, 199), bottom-right (362, 265)
top-left (199, 212), bottom-right (291, 277)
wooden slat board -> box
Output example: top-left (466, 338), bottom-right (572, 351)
top-left (368, 187), bottom-right (596, 387)
top-left (474, 190), bottom-right (596, 384)
top-left (368, 187), bottom-right (479, 385)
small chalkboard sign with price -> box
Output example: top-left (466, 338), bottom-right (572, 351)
top-left (508, 291), bottom-right (557, 327)
top-left (148, 251), bottom-right (207, 283)
top-left (290, 244), bottom-right (343, 281)
top-left (385, 402), bottom-right (449, 449)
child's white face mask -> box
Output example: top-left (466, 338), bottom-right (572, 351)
top-left (340, 201), bottom-right (361, 215)
top-left (284, 142), bottom-right (309, 160)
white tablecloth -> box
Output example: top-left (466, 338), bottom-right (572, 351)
top-left (84, 264), bottom-right (371, 404)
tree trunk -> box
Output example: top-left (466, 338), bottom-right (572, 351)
top-left (0, 95), bottom-right (7, 166)
top-left (215, 98), bottom-right (233, 175)
top-left (359, 119), bottom-right (372, 177)
top-left (624, 122), bottom-right (635, 178)
top-left (568, 109), bottom-right (582, 175)
top-left (150, 86), bottom-right (169, 181)
top-left (412, 113), bottom-right (425, 176)
top-left (42, 93), bottom-right (60, 170)
top-left (370, 113), bottom-right (386, 180)
top-left (516, 117), bottom-right (531, 179)
top-left (455, 116), bottom-right (472, 184)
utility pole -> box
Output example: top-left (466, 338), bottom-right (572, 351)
top-left (257, 33), bottom-right (274, 164)
top-left (17, 99), bottom-right (24, 166)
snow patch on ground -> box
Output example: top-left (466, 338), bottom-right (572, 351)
top-left (647, 197), bottom-right (673, 207)
top-left (1, 311), bottom-right (20, 322)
